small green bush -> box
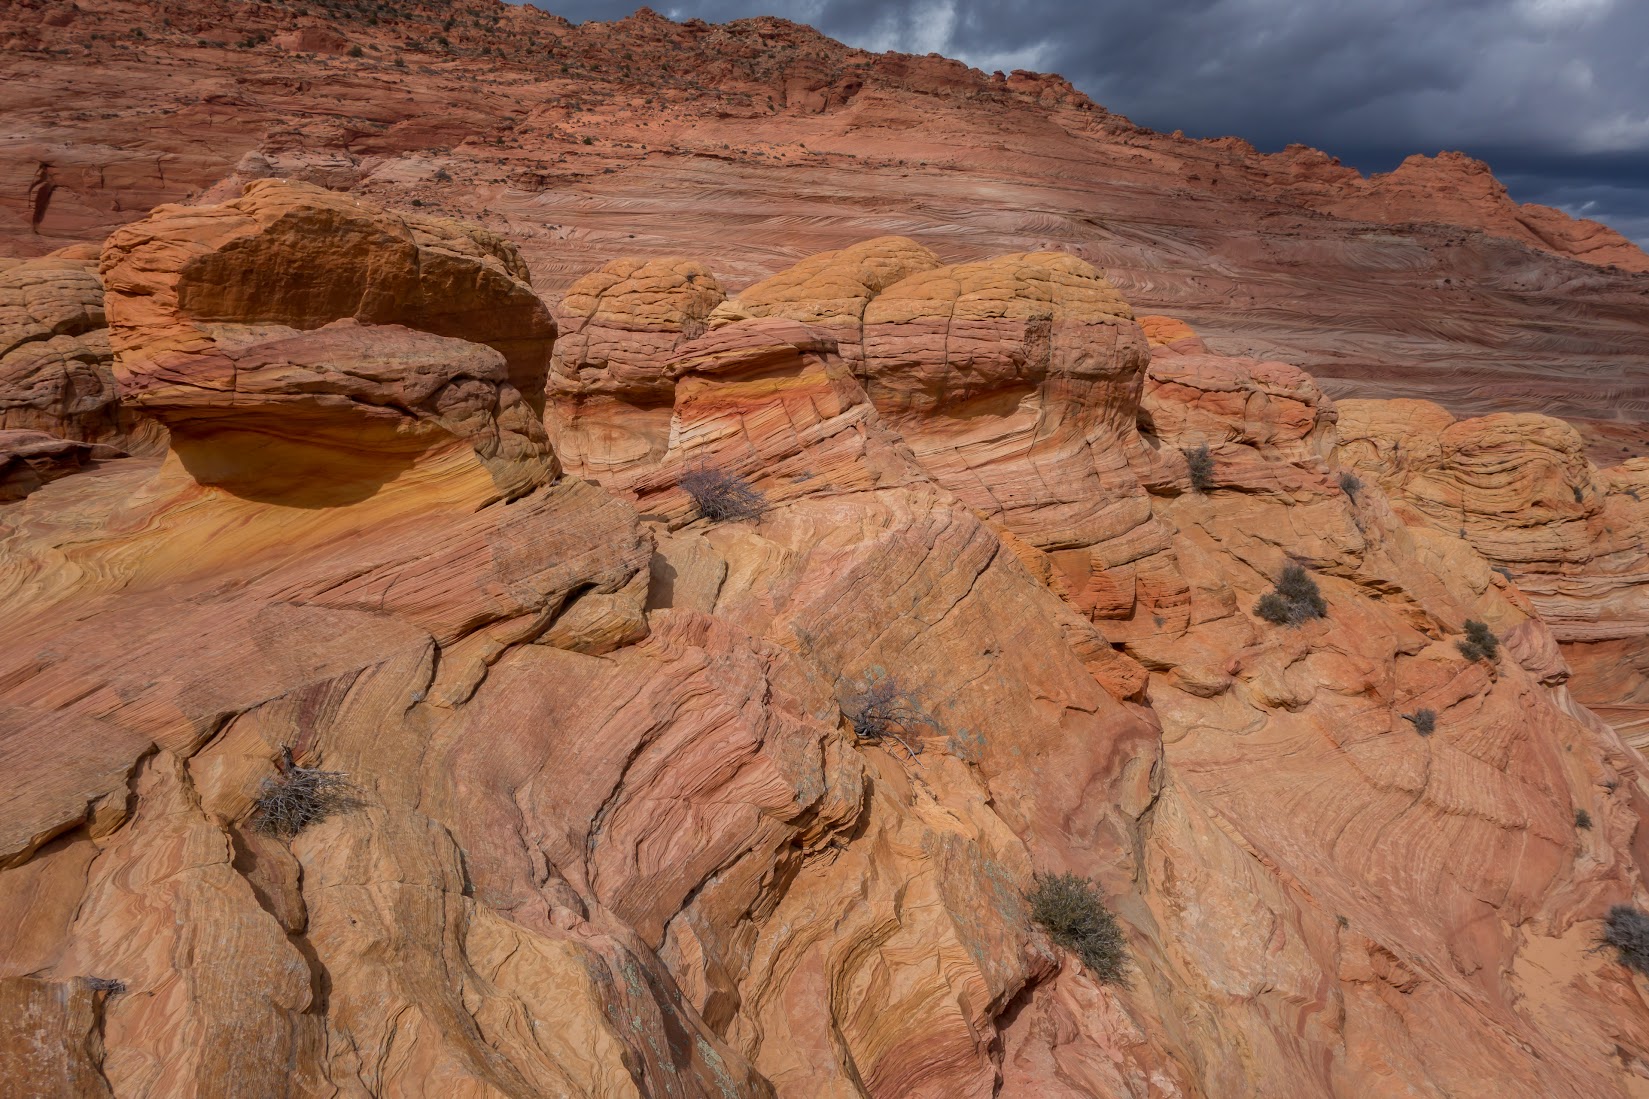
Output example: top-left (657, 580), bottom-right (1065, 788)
top-left (1255, 563), bottom-right (1327, 626)
top-left (1602, 904), bottom-right (1649, 975)
top-left (1456, 619), bottom-right (1500, 663)
top-left (1184, 445), bottom-right (1215, 493)
top-left (348, 44), bottom-right (364, 58)
top-left (1402, 708), bottom-right (1436, 736)
top-left (1027, 872), bottom-right (1127, 984)
top-left (1576, 808), bottom-right (1593, 830)
top-left (1338, 471), bottom-right (1363, 499)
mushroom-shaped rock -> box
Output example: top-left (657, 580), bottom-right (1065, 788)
top-left (547, 257), bottom-right (724, 483)
top-left (1336, 398), bottom-right (1649, 734)
top-left (859, 253), bottom-right (1184, 630)
top-left (99, 182), bottom-right (558, 502)
top-left (634, 316), bottom-right (926, 520)
top-left (551, 257), bottom-right (725, 402)
top-left (862, 251), bottom-right (1137, 419)
top-left (102, 179), bottom-right (556, 404)
top-left (710, 235), bottom-right (940, 366)
top-left (1142, 347), bottom-right (1338, 490)
top-left (153, 320), bottom-right (553, 502)
top-left (1338, 403), bottom-right (1605, 570)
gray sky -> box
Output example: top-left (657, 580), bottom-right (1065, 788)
top-left (529, 0), bottom-right (1649, 247)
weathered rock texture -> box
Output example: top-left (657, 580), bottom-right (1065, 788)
top-left (4, 0), bottom-right (1649, 462)
top-left (548, 256), bottom-right (727, 483)
top-left (0, 248), bottom-right (114, 440)
top-left (1336, 398), bottom-right (1649, 746)
top-left (6, 178), bottom-right (1645, 1096)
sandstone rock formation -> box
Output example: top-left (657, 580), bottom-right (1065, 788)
top-left (548, 255), bottom-right (726, 483)
top-left (1336, 398), bottom-right (1649, 746)
top-left (6, 183), bottom-right (1647, 1096)
top-left (0, 247), bottom-right (118, 442)
top-left (4, 0), bottom-right (1649, 463)
top-left (1303, 151), bottom-right (1649, 273)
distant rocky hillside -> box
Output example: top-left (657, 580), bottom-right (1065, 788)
top-left (4, 0), bottom-right (1649, 460)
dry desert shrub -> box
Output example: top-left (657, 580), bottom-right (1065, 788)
top-left (251, 747), bottom-right (359, 838)
top-left (1255, 563), bottom-right (1327, 626)
top-left (838, 673), bottom-right (931, 758)
top-left (1602, 904), bottom-right (1649, 975)
top-left (1027, 872), bottom-right (1128, 984)
top-left (1184, 444), bottom-right (1215, 492)
top-left (1456, 619), bottom-right (1500, 663)
top-left (680, 464), bottom-right (767, 522)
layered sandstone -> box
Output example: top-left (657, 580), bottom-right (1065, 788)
top-left (1336, 398), bottom-right (1649, 743)
top-left (4, 0), bottom-right (1649, 465)
top-left (1305, 151), bottom-right (1649, 272)
top-left (548, 255), bottom-right (726, 483)
top-left (5, 158), bottom-right (1649, 1099)
top-left (0, 248), bottom-right (120, 443)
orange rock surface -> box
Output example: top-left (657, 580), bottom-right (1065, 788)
top-left (1337, 398), bottom-right (1649, 747)
top-left (3, 179), bottom-right (1648, 1097)
top-left (4, 0), bottom-right (1649, 463)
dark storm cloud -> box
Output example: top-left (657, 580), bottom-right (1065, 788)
top-left (531, 0), bottom-right (1649, 245)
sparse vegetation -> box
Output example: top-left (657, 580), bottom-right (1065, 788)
top-left (680, 464), bottom-right (767, 522)
top-left (1455, 619), bottom-right (1500, 663)
top-left (1601, 904), bottom-right (1649, 975)
top-left (1027, 872), bottom-right (1128, 984)
top-left (348, 44), bottom-right (364, 57)
top-left (1576, 808), bottom-right (1594, 830)
top-left (839, 673), bottom-right (930, 758)
top-left (1338, 471), bottom-right (1363, 499)
top-left (251, 748), bottom-right (359, 839)
top-left (84, 977), bottom-right (125, 995)
top-left (1255, 562), bottom-right (1327, 626)
top-left (1402, 708), bottom-right (1436, 736)
top-left (1184, 444), bottom-right (1215, 492)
